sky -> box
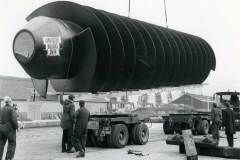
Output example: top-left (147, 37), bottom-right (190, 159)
top-left (0, 0), bottom-right (240, 95)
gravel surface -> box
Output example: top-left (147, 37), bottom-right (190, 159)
top-left (3, 123), bottom-right (239, 160)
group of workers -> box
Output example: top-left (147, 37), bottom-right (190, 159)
top-left (0, 94), bottom-right (90, 160)
top-left (59, 94), bottom-right (90, 158)
top-left (211, 102), bottom-right (236, 147)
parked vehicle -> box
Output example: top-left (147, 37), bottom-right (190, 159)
top-left (162, 112), bottom-right (211, 135)
top-left (79, 99), bottom-right (149, 148)
top-left (163, 91), bottom-right (240, 135)
top-left (214, 91), bottom-right (240, 130)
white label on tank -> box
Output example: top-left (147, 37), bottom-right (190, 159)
top-left (42, 36), bottom-right (61, 56)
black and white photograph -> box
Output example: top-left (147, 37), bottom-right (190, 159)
top-left (0, 0), bottom-right (240, 159)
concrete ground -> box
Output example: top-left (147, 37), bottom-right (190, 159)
top-left (3, 123), bottom-right (240, 160)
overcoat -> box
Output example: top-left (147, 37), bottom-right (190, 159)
top-left (74, 107), bottom-right (90, 136)
top-left (222, 108), bottom-right (235, 135)
top-left (60, 99), bottom-right (75, 130)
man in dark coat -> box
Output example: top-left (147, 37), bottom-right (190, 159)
top-left (222, 103), bottom-right (235, 147)
top-left (211, 103), bottom-right (221, 142)
top-left (59, 94), bottom-right (75, 153)
top-left (74, 100), bottom-right (90, 158)
top-left (0, 96), bottom-right (18, 160)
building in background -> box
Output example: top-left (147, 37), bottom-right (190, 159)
top-left (0, 75), bottom-right (210, 120)
top-left (0, 76), bottom-right (61, 120)
top-left (171, 93), bottom-right (214, 112)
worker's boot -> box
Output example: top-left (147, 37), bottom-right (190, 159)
top-left (76, 151), bottom-right (85, 158)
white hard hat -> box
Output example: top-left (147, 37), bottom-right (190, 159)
top-left (3, 96), bottom-right (12, 104)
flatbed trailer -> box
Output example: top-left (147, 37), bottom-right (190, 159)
top-left (87, 113), bottom-right (149, 148)
top-left (73, 99), bottom-right (150, 148)
top-left (163, 91), bottom-right (240, 135)
top-left (162, 112), bottom-right (211, 135)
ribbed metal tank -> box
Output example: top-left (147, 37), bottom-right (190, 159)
top-left (13, 1), bottom-right (216, 96)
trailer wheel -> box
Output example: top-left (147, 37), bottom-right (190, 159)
top-left (90, 131), bottom-right (98, 147)
top-left (198, 120), bottom-right (209, 135)
top-left (174, 124), bottom-right (182, 134)
top-left (110, 124), bottom-right (129, 148)
top-left (135, 123), bottom-right (149, 145)
top-left (86, 131), bottom-right (93, 147)
top-left (96, 137), bottom-right (108, 148)
top-left (89, 132), bottom-right (99, 147)
top-left (89, 131), bottom-right (108, 147)
top-left (107, 135), bottom-right (113, 147)
top-left (163, 119), bottom-right (174, 134)
top-left (129, 124), bottom-right (138, 144)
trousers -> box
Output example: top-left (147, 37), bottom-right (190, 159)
top-left (226, 134), bottom-right (234, 147)
top-left (212, 122), bottom-right (220, 141)
top-left (74, 133), bottom-right (87, 152)
top-left (62, 128), bottom-right (73, 151)
top-left (0, 130), bottom-right (16, 160)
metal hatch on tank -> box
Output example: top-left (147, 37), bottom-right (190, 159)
top-left (12, 1), bottom-right (216, 97)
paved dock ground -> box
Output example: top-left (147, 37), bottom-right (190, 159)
top-left (9, 123), bottom-right (240, 160)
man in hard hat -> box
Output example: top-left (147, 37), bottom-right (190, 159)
top-left (211, 103), bottom-right (222, 143)
top-left (59, 94), bottom-right (75, 153)
top-left (222, 103), bottom-right (235, 147)
top-left (0, 96), bottom-right (18, 160)
top-left (74, 100), bottom-right (90, 158)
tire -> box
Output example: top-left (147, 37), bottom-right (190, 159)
top-left (110, 124), bottom-right (129, 148)
top-left (174, 123), bottom-right (182, 134)
top-left (198, 120), bottom-right (209, 135)
top-left (90, 131), bottom-right (98, 147)
top-left (86, 131), bottom-right (93, 147)
top-left (181, 123), bottom-right (189, 130)
top-left (107, 134), bottom-right (113, 147)
top-left (163, 119), bottom-right (174, 134)
top-left (129, 124), bottom-right (138, 144)
top-left (96, 136), bottom-right (108, 148)
top-left (90, 131), bottom-right (108, 147)
top-left (135, 123), bottom-right (149, 145)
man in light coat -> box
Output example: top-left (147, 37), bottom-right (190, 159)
top-left (211, 103), bottom-right (222, 143)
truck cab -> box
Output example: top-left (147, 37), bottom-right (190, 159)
top-left (214, 91), bottom-right (240, 130)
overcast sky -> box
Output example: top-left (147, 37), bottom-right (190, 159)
top-left (0, 0), bottom-right (240, 95)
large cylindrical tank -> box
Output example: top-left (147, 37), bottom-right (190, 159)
top-left (12, 1), bottom-right (216, 96)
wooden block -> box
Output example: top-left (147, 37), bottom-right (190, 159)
top-left (182, 129), bottom-right (198, 158)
